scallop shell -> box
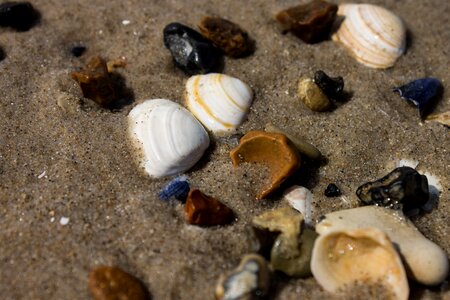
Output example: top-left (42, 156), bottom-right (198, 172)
top-left (128, 99), bottom-right (210, 178)
top-left (311, 228), bottom-right (409, 300)
top-left (185, 73), bottom-right (253, 133)
top-left (332, 4), bottom-right (406, 69)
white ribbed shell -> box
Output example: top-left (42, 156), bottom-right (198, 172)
top-left (185, 73), bottom-right (253, 133)
top-left (332, 4), bottom-right (406, 69)
top-left (128, 99), bottom-right (210, 178)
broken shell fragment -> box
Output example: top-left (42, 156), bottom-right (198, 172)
top-left (265, 123), bottom-right (322, 160)
top-left (283, 185), bottom-right (313, 226)
top-left (198, 16), bottom-right (254, 58)
top-left (298, 77), bottom-right (332, 112)
top-left (332, 4), bottom-right (406, 69)
top-left (158, 175), bottom-right (190, 201)
top-left (230, 131), bottom-right (300, 199)
top-left (71, 56), bottom-right (116, 107)
top-left (276, 0), bottom-right (338, 43)
top-left (316, 206), bottom-right (449, 285)
top-left (394, 78), bottom-right (443, 118)
top-left (215, 254), bottom-right (270, 300)
top-left (313, 70), bottom-right (344, 99)
top-left (185, 189), bottom-right (234, 226)
top-left (128, 99), bottom-right (210, 178)
top-left (426, 111), bottom-right (450, 127)
top-left (185, 73), bottom-right (253, 133)
top-left (356, 166), bottom-right (429, 213)
top-left (311, 228), bottom-right (409, 300)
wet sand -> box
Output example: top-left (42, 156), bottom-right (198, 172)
top-left (0, 0), bottom-right (448, 299)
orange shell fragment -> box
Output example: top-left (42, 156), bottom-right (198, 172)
top-left (230, 130), bottom-right (301, 199)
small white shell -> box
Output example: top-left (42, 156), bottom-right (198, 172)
top-left (128, 99), bottom-right (210, 178)
top-left (332, 4), bottom-right (406, 69)
top-left (185, 73), bottom-right (253, 133)
top-left (283, 185), bottom-right (313, 226)
top-left (311, 228), bottom-right (409, 300)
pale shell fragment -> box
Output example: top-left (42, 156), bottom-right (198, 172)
top-left (311, 228), bottom-right (409, 300)
top-left (332, 4), bottom-right (406, 69)
top-left (316, 206), bottom-right (449, 285)
top-left (425, 111), bottom-right (450, 127)
top-left (283, 185), bottom-right (313, 226)
top-left (185, 73), bottom-right (253, 133)
top-left (128, 99), bottom-right (210, 178)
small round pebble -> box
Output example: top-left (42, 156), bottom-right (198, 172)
top-left (88, 266), bottom-right (150, 300)
top-left (0, 1), bottom-right (39, 31)
top-left (298, 76), bottom-right (331, 112)
top-left (324, 183), bottom-right (341, 197)
top-left (71, 45), bottom-right (86, 57)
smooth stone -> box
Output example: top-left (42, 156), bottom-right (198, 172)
top-left (0, 1), bottom-right (39, 31)
top-left (324, 183), bottom-right (341, 197)
top-left (185, 189), bottom-right (234, 226)
top-left (163, 22), bottom-right (221, 75)
top-left (88, 266), bottom-right (150, 300)
top-left (298, 76), bottom-right (332, 112)
top-left (316, 206), bottom-right (449, 285)
top-left (313, 70), bottom-right (344, 99)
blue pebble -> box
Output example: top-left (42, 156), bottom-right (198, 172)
top-left (158, 176), bottom-right (190, 201)
top-left (393, 77), bottom-right (442, 117)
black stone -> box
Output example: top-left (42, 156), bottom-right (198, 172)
top-left (163, 22), bottom-right (221, 75)
top-left (314, 70), bottom-right (344, 99)
top-left (0, 2), bottom-right (39, 31)
top-left (324, 183), bottom-right (341, 197)
top-left (0, 47), bottom-right (5, 61)
top-left (356, 167), bottom-right (429, 213)
top-left (71, 46), bottom-right (86, 57)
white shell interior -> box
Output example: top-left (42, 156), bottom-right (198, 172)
top-left (128, 99), bottom-right (210, 178)
top-left (185, 73), bottom-right (253, 133)
top-left (333, 4), bottom-right (406, 69)
top-left (283, 185), bottom-right (313, 226)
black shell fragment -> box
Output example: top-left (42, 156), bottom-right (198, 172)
top-left (0, 1), bottom-right (39, 31)
top-left (163, 22), bottom-right (221, 75)
top-left (356, 166), bottom-right (429, 213)
top-left (313, 70), bottom-right (344, 99)
top-left (324, 183), bottom-right (341, 197)
top-left (393, 77), bottom-right (442, 118)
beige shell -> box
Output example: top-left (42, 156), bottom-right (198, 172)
top-left (311, 228), bottom-right (409, 300)
top-left (332, 4), bottom-right (406, 69)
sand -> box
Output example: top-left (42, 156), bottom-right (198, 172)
top-left (0, 0), bottom-right (448, 299)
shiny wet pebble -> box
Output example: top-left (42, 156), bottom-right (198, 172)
top-left (185, 189), bottom-right (234, 226)
top-left (313, 70), bottom-right (344, 99)
top-left (0, 1), bottom-right (39, 31)
top-left (158, 175), bottom-right (190, 201)
top-left (324, 183), bottom-right (341, 197)
top-left (163, 22), bottom-right (221, 75)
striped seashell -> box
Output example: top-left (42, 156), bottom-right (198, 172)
top-left (185, 73), bottom-right (253, 133)
top-left (128, 99), bottom-right (210, 178)
top-left (332, 4), bottom-right (406, 69)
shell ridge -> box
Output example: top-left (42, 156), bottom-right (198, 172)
top-left (217, 74), bottom-right (246, 112)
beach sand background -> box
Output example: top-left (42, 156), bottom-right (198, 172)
top-left (0, 0), bottom-right (448, 299)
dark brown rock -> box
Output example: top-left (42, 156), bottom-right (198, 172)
top-left (88, 266), bottom-right (150, 300)
top-left (71, 56), bottom-right (116, 108)
top-left (276, 0), bottom-right (337, 43)
top-left (185, 189), bottom-right (234, 226)
top-left (198, 16), bottom-right (254, 58)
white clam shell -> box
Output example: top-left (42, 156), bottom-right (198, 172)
top-left (316, 206), bottom-right (449, 286)
top-left (128, 99), bottom-right (210, 178)
top-left (311, 228), bottom-right (409, 300)
top-left (332, 4), bottom-right (406, 69)
top-left (283, 185), bottom-right (313, 226)
top-left (185, 73), bottom-right (253, 133)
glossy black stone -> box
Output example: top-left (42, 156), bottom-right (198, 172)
top-left (356, 167), bottom-right (429, 212)
top-left (71, 46), bottom-right (86, 57)
top-left (324, 183), bottom-right (341, 197)
top-left (394, 77), bottom-right (442, 118)
top-left (0, 1), bottom-right (39, 31)
top-left (158, 176), bottom-right (190, 201)
top-left (314, 70), bottom-right (344, 99)
top-left (163, 22), bottom-right (221, 75)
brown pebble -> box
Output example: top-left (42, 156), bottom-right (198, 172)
top-left (88, 266), bottom-right (150, 300)
top-left (276, 0), bottom-right (338, 43)
top-left (185, 189), bottom-right (234, 226)
top-left (198, 16), bottom-right (253, 57)
top-left (71, 56), bottom-right (116, 107)
top-left (230, 131), bottom-right (300, 200)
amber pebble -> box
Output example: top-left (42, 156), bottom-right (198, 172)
top-left (185, 189), bottom-right (234, 226)
top-left (198, 16), bottom-right (253, 57)
top-left (230, 131), bottom-right (300, 200)
top-left (88, 266), bottom-right (150, 300)
top-left (71, 56), bottom-right (116, 108)
top-left (276, 0), bottom-right (338, 43)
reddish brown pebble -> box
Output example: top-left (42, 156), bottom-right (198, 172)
top-left (230, 131), bottom-right (300, 200)
top-left (185, 189), bottom-right (234, 226)
top-left (71, 56), bottom-right (116, 107)
top-left (276, 0), bottom-right (338, 43)
top-left (88, 266), bottom-right (150, 300)
top-left (198, 16), bottom-right (253, 57)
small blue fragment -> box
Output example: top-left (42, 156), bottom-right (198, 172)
top-left (158, 175), bottom-right (190, 201)
top-left (393, 77), bottom-right (442, 117)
